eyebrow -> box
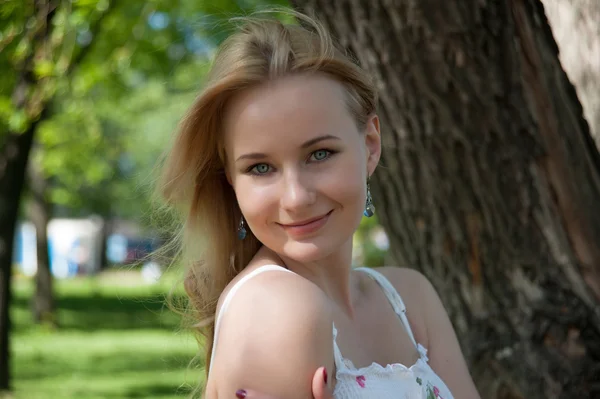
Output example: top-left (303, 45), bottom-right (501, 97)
top-left (235, 134), bottom-right (341, 162)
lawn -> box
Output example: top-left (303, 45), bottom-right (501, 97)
top-left (10, 271), bottom-right (204, 399)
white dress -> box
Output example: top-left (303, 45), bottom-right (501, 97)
top-left (332, 267), bottom-right (454, 399)
top-left (209, 265), bottom-right (454, 399)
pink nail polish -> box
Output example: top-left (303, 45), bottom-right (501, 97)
top-left (323, 367), bottom-right (328, 384)
top-left (236, 389), bottom-right (247, 398)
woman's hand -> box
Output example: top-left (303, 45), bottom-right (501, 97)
top-left (234, 366), bottom-right (333, 399)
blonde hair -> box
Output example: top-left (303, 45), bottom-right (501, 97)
top-left (157, 8), bottom-right (377, 390)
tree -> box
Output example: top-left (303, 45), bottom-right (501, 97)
top-left (0, 1), bottom-right (64, 390)
top-left (0, 0), bottom-right (290, 392)
top-left (290, 0), bottom-right (600, 398)
top-left (4, 0), bottom-right (203, 326)
top-left (26, 145), bottom-right (54, 325)
top-left (0, 0), bottom-right (174, 390)
top-left (542, 0), bottom-right (600, 148)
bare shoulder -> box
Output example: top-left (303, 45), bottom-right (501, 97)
top-left (374, 266), bottom-right (439, 345)
top-left (376, 266), bottom-right (452, 329)
top-left (217, 265), bottom-right (329, 313)
top-left (215, 266), bottom-right (333, 345)
top-left (376, 267), bottom-right (481, 399)
top-left (376, 266), bottom-right (440, 306)
top-left (208, 267), bottom-right (334, 399)
top-left (376, 266), bottom-right (432, 291)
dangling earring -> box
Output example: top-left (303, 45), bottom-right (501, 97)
top-left (237, 216), bottom-right (247, 240)
top-left (363, 179), bottom-right (375, 218)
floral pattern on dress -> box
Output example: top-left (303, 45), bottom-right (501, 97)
top-left (416, 377), bottom-right (443, 399)
top-left (355, 375), bottom-right (366, 388)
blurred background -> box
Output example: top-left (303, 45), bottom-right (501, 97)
top-left (1, 0), bottom-right (598, 398)
top-left (1, 1), bottom-right (390, 398)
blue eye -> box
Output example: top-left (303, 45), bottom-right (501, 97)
top-left (250, 163), bottom-right (271, 175)
top-left (311, 149), bottom-right (331, 161)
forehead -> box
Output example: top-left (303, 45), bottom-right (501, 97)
top-left (223, 74), bottom-right (356, 152)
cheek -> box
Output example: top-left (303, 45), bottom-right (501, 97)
top-left (321, 157), bottom-right (367, 212)
top-left (328, 175), bottom-right (365, 208)
top-left (234, 180), bottom-right (275, 226)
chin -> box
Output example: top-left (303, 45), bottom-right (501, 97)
top-left (277, 238), bottom-right (340, 263)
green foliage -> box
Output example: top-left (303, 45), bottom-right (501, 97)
top-left (29, 0), bottom-right (290, 219)
top-left (1, 0), bottom-right (198, 216)
top-left (188, 0), bottom-right (292, 45)
top-left (356, 215), bottom-right (389, 267)
top-left (2, 0), bottom-right (327, 224)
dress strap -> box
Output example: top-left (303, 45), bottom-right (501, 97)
top-left (209, 265), bottom-right (293, 376)
top-left (331, 324), bottom-right (346, 371)
top-left (355, 267), bottom-right (418, 349)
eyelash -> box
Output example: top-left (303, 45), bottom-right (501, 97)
top-left (246, 149), bottom-right (337, 176)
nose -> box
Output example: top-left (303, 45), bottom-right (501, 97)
top-left (280, 170), bottom-right (316, 211)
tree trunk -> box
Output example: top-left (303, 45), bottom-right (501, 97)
top-left (27, 148), bottom-right (54, 325)
top-left (542, 0), bottom-right (600, 148)
top-left (0, 1), bottom-right (112, 392)
top-left (0, 1), bottom-right (55, 391)
top-left (0, 125), bottom-right (37, 392)
top-left (291, 0), bottom-right (600, 398)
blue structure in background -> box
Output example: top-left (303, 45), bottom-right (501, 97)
top-left (13, 219), bottom-right (102, 278)
top-left (14, 220), bottom-right (163, 278)
top-left (13, 222), bottom-right (37, 276)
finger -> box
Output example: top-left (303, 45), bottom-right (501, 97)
top-left (236, 367), bottom-right (332, 399)
top-left (311, 366), bottom-right (333, 399)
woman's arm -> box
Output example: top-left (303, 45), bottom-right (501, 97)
top-left (206, 271), bottom-right (335, 399)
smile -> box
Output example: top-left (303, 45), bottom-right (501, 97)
top-left (279, 210), bottom-right (333, 236)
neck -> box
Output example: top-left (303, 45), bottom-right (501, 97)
top-left (279, 238), bottom-right (357, 319)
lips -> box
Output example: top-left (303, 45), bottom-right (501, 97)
top-left (278, 210), bottom-right (333, 236)
top-left (281, 211), bottom-right (332, 227)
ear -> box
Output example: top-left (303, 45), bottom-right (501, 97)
top-left (364, 114), bottom-right (381, 177)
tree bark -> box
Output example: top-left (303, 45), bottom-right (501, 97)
top-left (0, 122), bottom-right (38, 392)
top-left (542, 0), bottom-right (600, 148)
top-left (291, 0), bottom-right (600, 398)
top-left (26, 148), bottom-right (54, 325)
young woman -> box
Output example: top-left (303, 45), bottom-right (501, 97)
top-left (158, 10), bottom-right (480, 399)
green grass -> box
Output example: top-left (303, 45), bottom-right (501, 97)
top-left (10, 271), bottom-right (204, 399)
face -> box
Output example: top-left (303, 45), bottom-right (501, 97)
top-left (223, 74), bottom-right (381, 263)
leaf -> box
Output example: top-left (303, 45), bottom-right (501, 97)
top-left (34, 59), bottom-right (55, 78)
top-left (8, 110), bottom-right (28, 133)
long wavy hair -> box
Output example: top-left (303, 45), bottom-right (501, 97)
top-left (157, 8), bottom-right (377, 393)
